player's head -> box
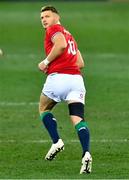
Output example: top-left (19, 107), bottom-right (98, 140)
top-left (40, 5), bottom-right (60, 29)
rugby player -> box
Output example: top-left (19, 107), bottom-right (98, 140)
top-left (38, 5), bottom-right (92, 174)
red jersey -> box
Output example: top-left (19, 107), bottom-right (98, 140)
top-left (44, 24), bottom-right (81, 75)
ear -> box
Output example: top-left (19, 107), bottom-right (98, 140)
top-left (58, 15), bottom-right (60, 21)
top-left (55, 13), bottom-right (60, 22)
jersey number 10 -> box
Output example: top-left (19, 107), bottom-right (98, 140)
top-left (68, 40), bottom-right (76, 55)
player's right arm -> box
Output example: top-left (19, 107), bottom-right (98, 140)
top-left (46, 32), bottom-right (67, 62)
top-left (38, 32), bottom-right (67, 73)
top-left (76, 50), bottom-right (85, 69)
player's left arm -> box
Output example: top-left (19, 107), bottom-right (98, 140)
top-left (38, 33), bottom-right (67, 72)
top-left (76, 50), bottom-right (85, 69)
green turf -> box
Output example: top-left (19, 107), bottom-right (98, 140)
top-left (0, 1), bottom-right (129, 179)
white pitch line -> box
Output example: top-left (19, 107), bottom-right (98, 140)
top-left (0, 102), bottom-right (39, 106)
top-left (5, 53), bottom-right (129, 58)
top-left (0, 139), bottom-right (128, 144)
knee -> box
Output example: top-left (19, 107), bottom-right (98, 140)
top-left (68, 102), bottom-right (85, 125)
top-left (68, 102), bottom-right (84, 119)
top-left (39, 94), bottom-right (57, 115)
top-left (39, 94), bottom-right (49, 114)
top-left (39, 101), bottom-right (48, 115)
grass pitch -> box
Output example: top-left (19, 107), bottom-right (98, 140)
top-left (0, 1), bottom-right (129, 179)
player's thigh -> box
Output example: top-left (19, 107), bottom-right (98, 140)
top-left (39, 93), bottom-right (57, 114)
top-left (65, 75), bottom-right (86, 104)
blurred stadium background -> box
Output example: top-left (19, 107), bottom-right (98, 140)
top-left (0, 0), bottom-right (129, 179)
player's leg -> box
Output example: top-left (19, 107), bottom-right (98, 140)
top-left (68, 100), bottom-right (92, 174)
top-left (68, 101), bottom-right (90, 155)
top-left (39, 93), bottom-right (64, 160)
top-left (39, 93), bottom-right (59, 144)
top-left (65, 74), bottom-right (92, 173)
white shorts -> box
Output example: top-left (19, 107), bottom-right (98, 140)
top-left (42, 73), bottom-right (86, 104)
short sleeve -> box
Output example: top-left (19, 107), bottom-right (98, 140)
top-left (46, 24), bottom-right (63, 42)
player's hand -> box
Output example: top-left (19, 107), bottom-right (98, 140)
top-left (38, 61), bottom-right (48, 73)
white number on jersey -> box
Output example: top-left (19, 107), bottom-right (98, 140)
top-left (68, 40), bottom-right (77, 55)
